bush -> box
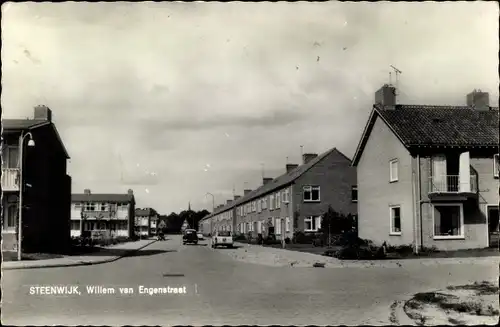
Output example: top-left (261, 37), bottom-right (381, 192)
top-left (284, 237), bottom-right (291, 244)
top-left (293, 231), bottom-right (316, 244)
top-left (334, 244), bottom-right (386, 260)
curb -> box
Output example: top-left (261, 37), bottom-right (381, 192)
top-left (2, 240), bottom-right (158, 270)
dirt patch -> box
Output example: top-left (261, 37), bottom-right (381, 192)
top-left (404, 281), bottom-right (499, 325)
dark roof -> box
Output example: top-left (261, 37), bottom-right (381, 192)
top-left (203, 147), bottom-right (349, 219)
top-left (135, 208), bottom-right (156, 217)
top-left (2, 119), bottom-right (50, 130)
top-left (2, 119), bottom-right (70, 159)
top-left (72, 193), bottom-right (134, 203)
top-left (352, 104), bottom-right (499, 166)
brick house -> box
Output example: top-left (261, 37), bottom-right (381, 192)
top-left (352, 85), bottom-right (499, 251)
top-left (2, 106), bottom-right (72, 254)
top-left (71, 189), bottom-right (135, 238)
top-left (202, 147), bottom-right (357, 240)
top-left (134, 208), bottom-right (158, 237)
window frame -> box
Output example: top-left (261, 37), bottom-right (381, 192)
top-left (283, 188), bottom-right (290, 203)
top-left (275, 218), bottom-right (282, 235)
top-left (276, 192), bottom-right (281, 209)
top-left (351, 185), bottom-right (358, 203)
top-left (304, 216), bottom-right (319, 232)
top-left (303, 186), bottom-right (321, 202)
top-left (389, 205), bottom-right (402, 236)
top-left (389, 159), bottom-right (399, 182)
top-left (432, 203), bottom-right (465, 240)
top-left (285, 217), bottom-right (290, 232)
top-left (270, 194), bottom-right (275, 210)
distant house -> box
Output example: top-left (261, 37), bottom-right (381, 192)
top-left (2, 105), bottom-right (72, 254)
top-left (352, 85), bottom-right (499, 251)
top-left (71, 189), bottom-right (135, 238)
top-left (135, 208), bottom-right (158, 237)
top-left (201, 147), bottom-right (357, 240)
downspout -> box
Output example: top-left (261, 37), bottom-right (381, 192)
top-left (412, 166), bottom-right (419, 255)
top-left (417, 154), bottom-right (424, 252)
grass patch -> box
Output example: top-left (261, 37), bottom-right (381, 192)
top-left (446, 281), bottom-right (499, 296)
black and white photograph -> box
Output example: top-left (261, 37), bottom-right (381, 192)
top-left (1, 1), bottom-right (499, 325)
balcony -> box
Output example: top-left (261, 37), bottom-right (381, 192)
top-left (1, 168), bottom-right (20, 191)
top-left (80, 211), bottom-right (114, 219)
top-left (428, 174), bottom-right (478, 201)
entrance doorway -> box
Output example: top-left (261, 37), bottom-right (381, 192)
top-left (487, 205), bottom-right (499, 248)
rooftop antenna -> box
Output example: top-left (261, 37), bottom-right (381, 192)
top-left (389, 71), bottom-right (392, 86)
top-left (300, 145), bottom-right (304, 157)
top-left (390, 65), bottom-right (402, 95)
top-left (232, 184), bottom-right (235, 197)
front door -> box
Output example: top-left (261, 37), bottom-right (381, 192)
top-left (488, 206), bottom-right (499, 248)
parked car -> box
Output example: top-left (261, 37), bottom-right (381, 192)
top-left (183, 229), bottom-right (198, 245)
top-left (197, 232), bottom-right (204, 240)
top-left (211, 230), bottom-right (233, 248)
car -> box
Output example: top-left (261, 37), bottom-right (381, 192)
top-left (197, 232), bottom-right (204, 240)
top-left (211, 230), bottom-right (233, 248)
top-left (183, 229), bottom-right (198, 245)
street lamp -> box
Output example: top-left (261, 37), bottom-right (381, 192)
top-left (18, 132), bottom-right (35, 261)
top-left (205, 192), bottom-right (215, 235)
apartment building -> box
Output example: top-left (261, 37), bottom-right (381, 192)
top-left (2, 105), bottom-right (72, 254)
top-left (135, 208), bottom-right (159, 237)
top-left (71, 189), bottom-right (135, 238)
top-left (353, 85), bottom-right (499, 251)
top-left (201, 147), bottom-right (357, 240)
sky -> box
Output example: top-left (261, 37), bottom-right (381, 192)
top-left (2, 2), bottom-right (499, 214)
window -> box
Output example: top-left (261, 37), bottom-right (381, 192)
top-left (433, 204), bottom-right (464, 239)
top-left (276, 192), bottom-right (281, 209)
top-left (389, 159), bottom-right (399, 182)
top-left (494, 154), bottom-right (499, 178)
top-left (74, 203), bottom-right (82, 210)
top-left (270, 195), bottom-right (275, 210)
top-left (304, 216), bottom-right (321, 232)
top-left (2, 146), bottom-right (19, 168)
top-left (257, 221), bottom-right (262, 233)
top-left (252, 201), bottom-right (256, 212)
top-left (285, 217), bottom-right (290, 232)
top-left (283, 188), bottom-right (290, 203)
top-left (390, 206), bottom-right (401, 235)
top-left (247, 222), bottom-right (252, 232)
top-left (100, 203), bottom-right (107, 211)
top-left (262, 198), bottom-right (267, 210)
top-left (275, 218), bottom-right (282, 235)
top-left (85, 202), bottom-right (96, 211)
top-left (71, 221), bottom-right (80, 230)
top-left (351, 186), bottom-right (358, 202)
top-left (257, 199), bottom-right (261, 212)
top-left (303, 186), bottom-right (320, 202)
top-left (3, 203), bottom-right (17, 231)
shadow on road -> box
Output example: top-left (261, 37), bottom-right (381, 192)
top-left (184, 243), bottom-right (208, 247)
top-left (71, 248), bottom-right (177, 258)
top-left (214, 245), bottom-right (242, 250)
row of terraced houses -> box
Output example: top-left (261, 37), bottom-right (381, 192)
top-left (200, 85), bottom-right (499, 251)
top-left (2, 106), bottom-right (161, 255)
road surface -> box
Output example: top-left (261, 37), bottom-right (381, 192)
top-left (2, 235), bottom-right (496, 325)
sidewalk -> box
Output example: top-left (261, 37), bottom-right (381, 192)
top-left (223, 242), bottom-right (498, 268)
top-left (2, 239), bottom-right (157, 270)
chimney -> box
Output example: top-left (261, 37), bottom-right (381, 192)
top-left (84, 189), bottom-right (91, 195)
top-left (263, 177), bottom-right (273, 185)
top-left (302, 153), bottom-right (318, 164)
top-left (466, 89), bottom-right (490, 111)
top-left (226, 200), bottom-right (233, 205)
top-left (34, 105), bottom-right (52, 121)
top-left (286, 164), bottom-right (299, 173)
top-left (244, 189), bottom-right (252, 195)
top-left (127, 189), bottom-right (134, 196)
top-left (234, 195), bottom-right (241, 201)
top-left (375, 84), bottom-right (397, 107)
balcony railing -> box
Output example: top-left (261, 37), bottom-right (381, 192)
top-left (1, 168), bottom-right (20, 191)
top-left (429, 174), bottom-right (478, 194)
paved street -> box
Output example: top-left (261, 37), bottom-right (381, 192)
top-left (2, 235), bottom-right (497, 326)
